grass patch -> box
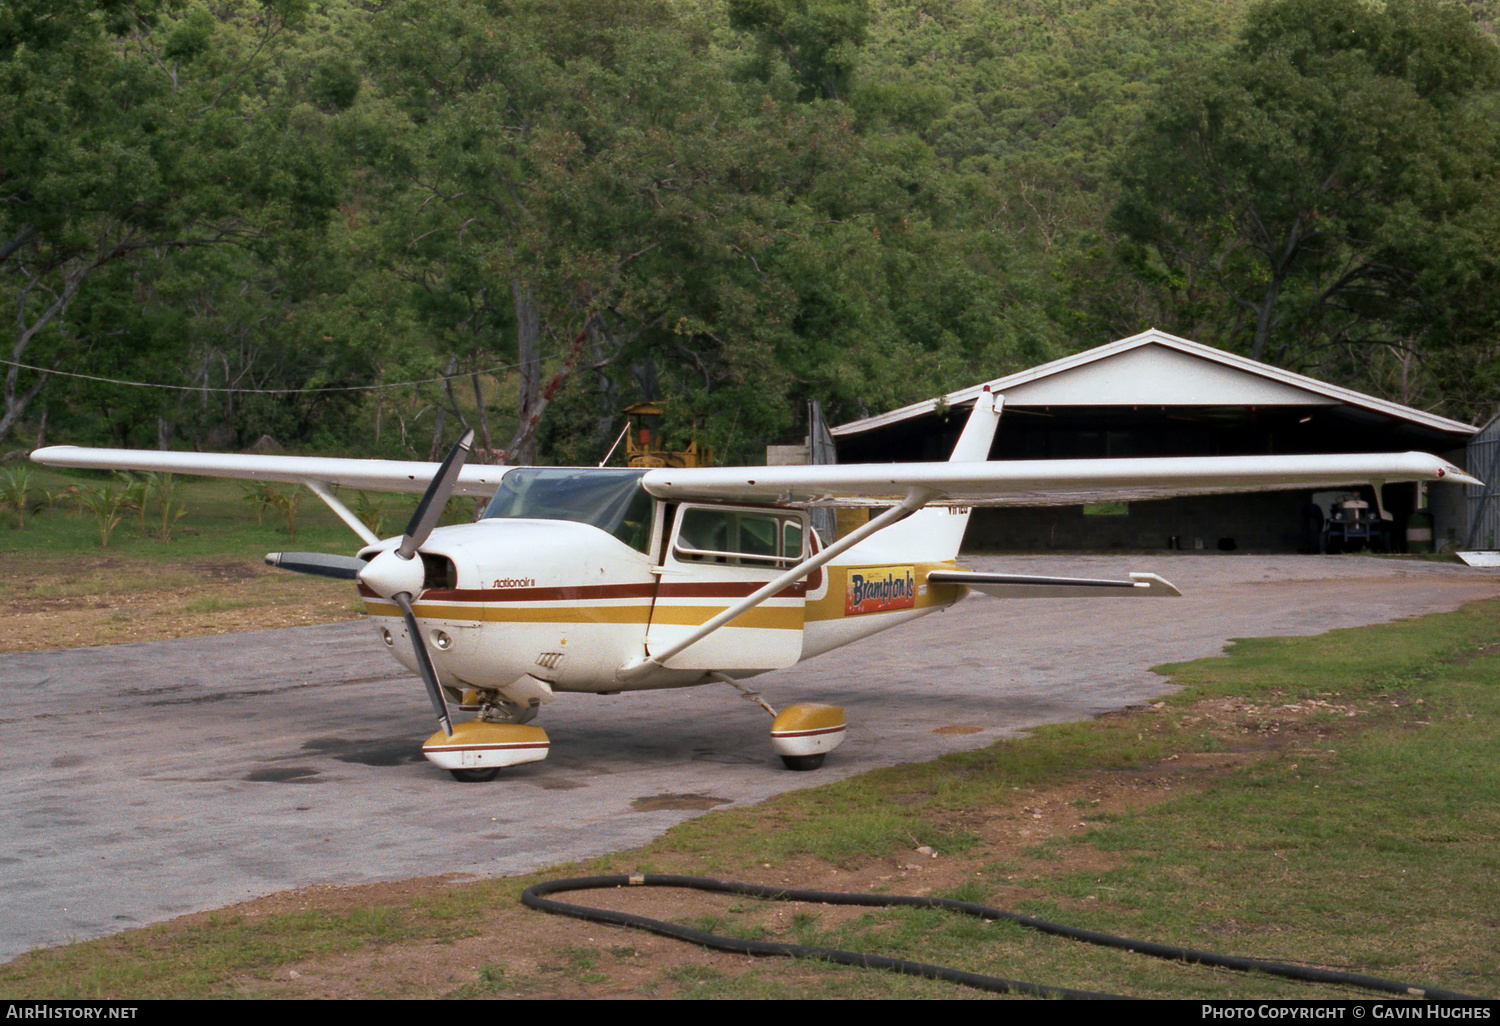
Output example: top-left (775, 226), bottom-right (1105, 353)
top-left (0, 469), bottom-right (367, 558)
top-left (182, 596), bottom-right (254, 614)
top-left (446, 963), bottom-right (513, 998)
top-left (2, 906), bottom-right (465, 1000)
top-left (1, 467), bottom-right (478, 560)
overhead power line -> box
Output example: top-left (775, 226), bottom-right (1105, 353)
top-left (1, 357), bottom-right (523, 395)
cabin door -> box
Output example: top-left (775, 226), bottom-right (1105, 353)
top-left (647, 505), bottom-right (809, 671)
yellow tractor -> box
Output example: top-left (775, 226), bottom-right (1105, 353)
top-left (623, 402), bottom-right (713, 469)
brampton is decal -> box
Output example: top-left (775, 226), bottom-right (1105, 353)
top-left (845, 566), bottom-right (917, 616)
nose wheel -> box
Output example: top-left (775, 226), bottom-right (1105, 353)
top-left (422, 721), bottom-right (551, 779)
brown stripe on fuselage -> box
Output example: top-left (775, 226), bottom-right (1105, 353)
top-left (365, 599), bottom-right (652, 624)
top-left (657, 579), bottom-right (812, 600)
top-left (358, 582), bottom-right (657, 602)
top-left (358, 568), bottom-right (822, 603)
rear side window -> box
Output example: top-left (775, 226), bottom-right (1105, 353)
top-left (674, 507), bottom-right (806, 567)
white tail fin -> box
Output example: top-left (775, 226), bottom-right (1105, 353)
top-left (846, 390), bottom-right (1001, 563)
top-left (949, 389), bottom-right (1003, 462)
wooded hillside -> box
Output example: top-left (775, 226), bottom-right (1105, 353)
top-left (4, 0), bottom-right (1497, 464)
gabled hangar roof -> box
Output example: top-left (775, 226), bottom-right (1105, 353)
top-left (831, 329), bottom-right (1478, 442)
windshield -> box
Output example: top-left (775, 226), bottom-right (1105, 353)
top-left (482, 468), bottom-right (653, 553)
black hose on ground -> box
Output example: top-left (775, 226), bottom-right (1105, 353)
top-left (520, 874), bottom-right (1481, 1000)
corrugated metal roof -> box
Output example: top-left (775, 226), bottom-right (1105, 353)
top-left (831, 328), bottom-right (1478, 438)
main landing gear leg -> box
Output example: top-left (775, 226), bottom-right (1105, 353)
top-left (710, 674), bottom-right (848, 771)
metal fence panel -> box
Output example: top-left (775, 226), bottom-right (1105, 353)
top-left (1465, 414), bottom-right (1500, 550)
top-left (808, 401), bottom-right (837, 544)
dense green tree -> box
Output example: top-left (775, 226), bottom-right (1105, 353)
top-left (1111, 0), bottom-right (1500, 395)
top-left (10, 0), bottom-right (1496, 455)
top-left (0, 0), bottom-right (342, 443)
top-left (360, 0), bottom-right (941, 463)
top-left (728, 0), bottom-right (869, 101)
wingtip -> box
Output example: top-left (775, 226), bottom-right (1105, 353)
top-left (1439, 465), bottom-right (1484, 486)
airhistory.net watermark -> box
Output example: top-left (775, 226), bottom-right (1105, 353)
top-left (5, 1007), bottom-right (137, 1020)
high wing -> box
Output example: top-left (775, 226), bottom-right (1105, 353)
top-left (32, 446), bottom-right (1479, 509)
top-left (30, 446), bottom-right (512, 497)
top-left (641, 452), bottom-right (1479, 506)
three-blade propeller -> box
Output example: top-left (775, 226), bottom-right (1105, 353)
top-left (268, 430), bottom-right (476, 737)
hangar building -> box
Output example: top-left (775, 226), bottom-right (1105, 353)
top-left (829, 329), bottom-right (1482, 553)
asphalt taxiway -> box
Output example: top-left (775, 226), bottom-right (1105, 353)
top-left (2, 554), bottom-right (1496, 961)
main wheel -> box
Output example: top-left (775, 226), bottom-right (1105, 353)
top-left (780, 754), bottom-right (825, 771)
top-left (449, 767), bottom-right (500, 782)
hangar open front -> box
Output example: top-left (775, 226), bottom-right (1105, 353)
top-left (830, 330), bottom-right (1481, 553)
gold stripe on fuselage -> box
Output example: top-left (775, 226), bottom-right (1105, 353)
top-left (644, 604), bottom-right (802, 630)
top-left (364, 600), bottom-right (797, 630)
top-left (365, 561), bottom-right (965, 627)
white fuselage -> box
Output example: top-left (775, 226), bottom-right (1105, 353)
top-left (360, 507), bottom-right (966, 697)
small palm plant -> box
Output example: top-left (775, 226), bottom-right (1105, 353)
top-left (0, 466), bottom-right (37, 529)
top-left (241, 482), bottom-right (275, 525)
top-left (264, 486), bottom-right (303, 542)
top-left (354, 491), bottom-right (387, 537)
top-left (76, 482), bottom-right (127, 547)
top-left (42, 484), bottom-right (80, 513)
top-left (146, 473), bottom-right (189, 542)
top-left (117, 472), bottom-right (149, 534)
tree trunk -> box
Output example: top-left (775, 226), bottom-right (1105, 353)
top-left (470, 361), bottom-right (494, 461)
top-left (498, 327), bottom-right (589, 468)
top-left (429, 355), bottom-right (458, 460)
top-left (0, 256), bottom-right (92, 444)
top-left (1249, 276), bottom-right (1283, 364)
top-left (512, 280), bottom-right (542, 466)
top-left (588, 319), bottom-right (618, 452)
top-left (0, 369), bottom-right (50, 444)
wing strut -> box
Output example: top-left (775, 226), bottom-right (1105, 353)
top-left (301, 478), bottom-right (380, 546)
top-left (616, 488), bottom-right (936, 682)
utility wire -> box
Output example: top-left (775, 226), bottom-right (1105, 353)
top-left (1, 357), bottom-right (523, 395)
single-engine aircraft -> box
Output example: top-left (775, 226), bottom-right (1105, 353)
top-left (31, 392), bottom-right (1480, 781)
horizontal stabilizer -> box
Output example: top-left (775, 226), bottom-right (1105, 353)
top-left (929, 569), bottom-right (1181, 598)
top-left (265, 552), bottom-right (366, 580)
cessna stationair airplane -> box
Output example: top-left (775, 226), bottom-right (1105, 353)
top-left (31, 392), bottom-right (1479, 781)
